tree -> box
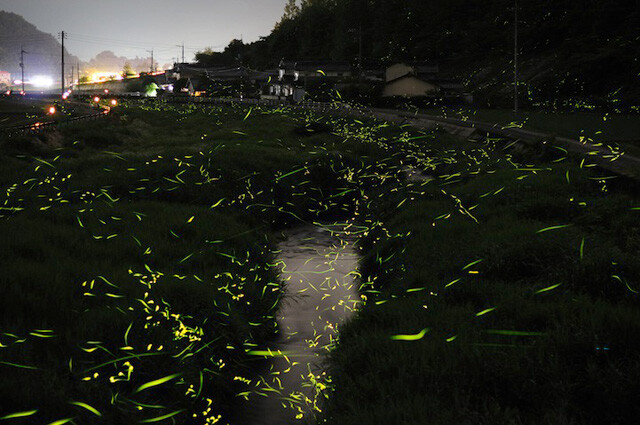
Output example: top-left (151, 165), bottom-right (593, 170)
top-left (224, 39), bottom-right (245, 62)
top-left (282, 0), bottom-right (300, 20)
top-left (273, 0), bottom-right (302, 30)
top-left (122, 62), bottom-right (136, 78)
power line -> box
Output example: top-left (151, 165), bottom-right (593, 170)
top-left (66, 32), bottom-right (208, 51)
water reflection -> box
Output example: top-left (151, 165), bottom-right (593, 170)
top-left (244, 223), bottom-right (361, 424)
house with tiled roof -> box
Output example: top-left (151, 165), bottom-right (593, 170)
top-left (382, 62), bottom-right (470, 102)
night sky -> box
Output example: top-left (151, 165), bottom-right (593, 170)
top-left (0, 0), bottom-right (289, 63)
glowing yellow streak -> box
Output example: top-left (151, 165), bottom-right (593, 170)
top-left (390, 328), bottom-right (429, 341)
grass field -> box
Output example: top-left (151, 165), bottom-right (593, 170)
top-left (422, 107), bottom-right (640, 158)
top-left (322, 115), bottom-right (640, 424)
top-left (0, 99), bottom-right (639, 424)
top-left (0, 101), bottom-right (366, 424)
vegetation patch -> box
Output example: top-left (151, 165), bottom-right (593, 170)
top-left (0, 99), bottom-right (638, 424)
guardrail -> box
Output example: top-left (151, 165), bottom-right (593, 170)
top-left (1, 110), bottom-right (110, 137)
top-left (165, 96), bottom-right (268, 106)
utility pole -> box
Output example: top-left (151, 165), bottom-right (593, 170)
top-left (70, 65), bottom-right (74, 88)
top-left (514, 0), bottom-right (519, 114)
top-left (77, 63), bottom-right (80, 84)
top-left (59, 30), bottom-right (66, 96)
top-left (175, 43), bottom-right (185, 64)
top-left (20, 46), bottom-right (26, 93)
top-left (147, 49), bottom-right (154, 73)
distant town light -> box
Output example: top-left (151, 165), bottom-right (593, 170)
top-left (90, 72), bottom-right (122, 83)
top-left (30, 75), bottom-right (54, 88)
top-left (93, 96), bottom-right (100, 103)
top-left (110, 99), bottom-right (117, 106)
top-left (104, 89), bottom-right (109, 94)
top-left (48, 106), bottom-right (56, 115)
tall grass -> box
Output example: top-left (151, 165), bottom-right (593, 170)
top-left (1, 98), bottom-right (638, 424)
top-left (0, 101), bottom-right (367, 423)
top-left (322, 118), bottom-right (640, 424)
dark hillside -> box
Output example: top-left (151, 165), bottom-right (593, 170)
top-left (198, 0), bottom-right (640, 108)
top-left (0, 11), bottom-right (79, 83)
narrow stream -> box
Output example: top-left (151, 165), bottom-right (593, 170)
top-left (242, 223), bottom-right (361, 424)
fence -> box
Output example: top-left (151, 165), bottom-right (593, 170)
top-left (1, 96), bottom-right (353, 139)
top-left (1, 111), bottom-right (110, 138)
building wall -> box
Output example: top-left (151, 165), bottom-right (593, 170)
top-left (385, 63), bottom-right (414, 82)
top-left (383, 77), bottom-right (438, 97)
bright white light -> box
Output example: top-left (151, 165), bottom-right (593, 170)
top-left (14, 79), bottom-right (22, 85)
top-left (30, 76), bottom-right (54, 88)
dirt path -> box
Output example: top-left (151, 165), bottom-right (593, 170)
top-left (368, 107), bottom-right (640, 180)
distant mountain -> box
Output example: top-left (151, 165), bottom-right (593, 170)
top-left (83, 50), bottom-right (160, 75)
top-left (0, 10), bottom-right (80, 84)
